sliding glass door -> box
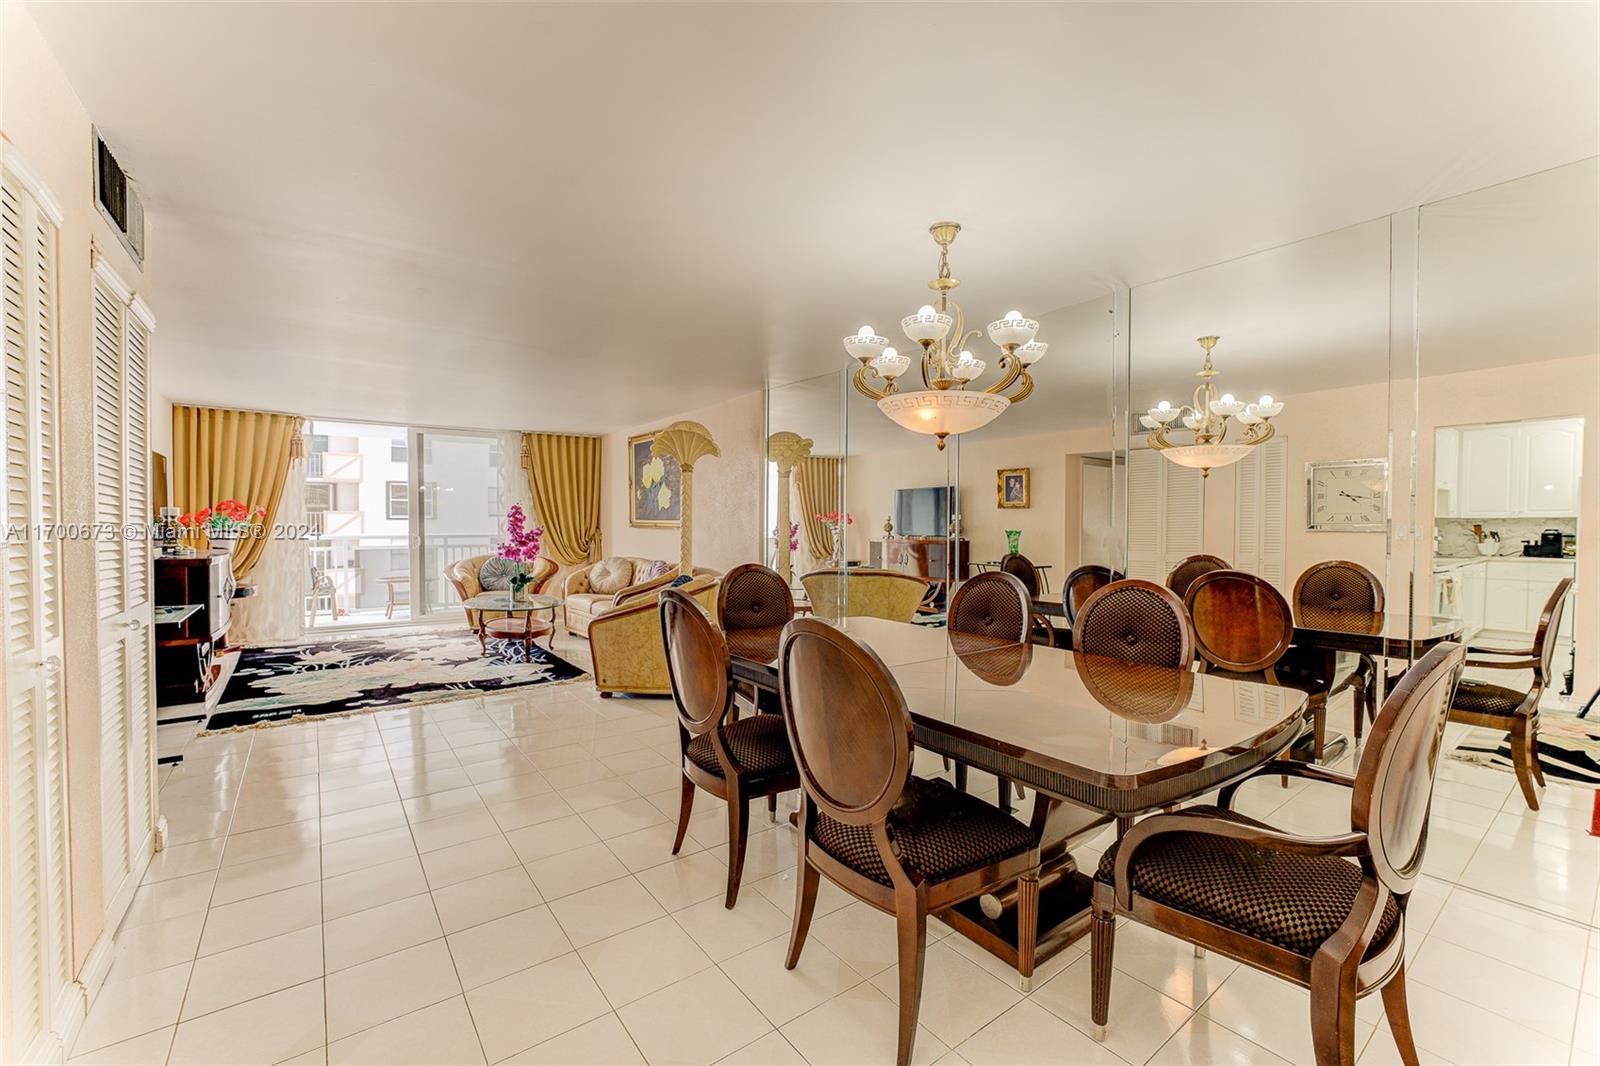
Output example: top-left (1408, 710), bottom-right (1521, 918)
top-left (413, 430), bottom-right (504, 618)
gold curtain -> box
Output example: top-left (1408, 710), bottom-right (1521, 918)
top-left (796, 456), bottom-right (842, 561)
top-left (172, 405), bottom-right (304, 581)
top-left (523, 432), bottom-right (602, 565)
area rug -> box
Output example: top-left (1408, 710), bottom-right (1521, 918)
top-left (1447, 713), bottom-right (1600, 788)
top-left (201, 629), bottom-right (587, 732)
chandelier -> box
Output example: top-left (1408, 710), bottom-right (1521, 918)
top-left (1141, 336), bottom-right (1283, 477)
top-left (844, 222), bottom-right (1046, 450)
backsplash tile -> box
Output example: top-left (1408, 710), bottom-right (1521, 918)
top-left (1435, 516), bottom-right (1577, 557)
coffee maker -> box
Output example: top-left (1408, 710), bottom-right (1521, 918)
top-left (1521, 529), bottom-right (1567, 557)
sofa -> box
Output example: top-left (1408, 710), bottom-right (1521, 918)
top-left (444, 554), bottom-right (559, 629)
top-left (588, 573), bottom-right (721, 697)
top-left (562, 555), bottom-right (716, 638)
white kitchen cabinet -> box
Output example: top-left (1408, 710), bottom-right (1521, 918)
top-left (1519, 419), bottom-right (1583, 515)
top-left (1457, 424), bottom-right (1518, 515)
top-left (1458, 561), bottom-right (1486, 639)
top-left (1482, 559), bottom-right (1577, 641)
top-left (1445, 418), bottom-right (1583, 517)
top-left (1483, 575), bottom-right (1530, 632)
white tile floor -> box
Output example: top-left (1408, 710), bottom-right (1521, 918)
top-left (77, 633), bottom-right (1600, 1065)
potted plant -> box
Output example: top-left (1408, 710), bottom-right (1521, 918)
top-left (178, 499), bottom-right (267, 556)
top-left (497, 504), bottom-right (544, 602)
top-left (815, 510), bottom-right (853, 567)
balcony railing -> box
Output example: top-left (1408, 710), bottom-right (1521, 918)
top-left (306, 451), bottom-right (363, 481)
top-left (307, 533), bottom-right (500, 616)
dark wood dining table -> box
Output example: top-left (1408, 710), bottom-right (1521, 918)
top-left (725, 615), bottom-right (1307, 977)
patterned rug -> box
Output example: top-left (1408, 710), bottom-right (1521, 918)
top-left (1448, 712), bottom-right (1600, 788)
top-left (201, 629), bottom-right (588, 732)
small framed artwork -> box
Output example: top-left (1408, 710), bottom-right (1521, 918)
top-left (997, 467), bottom-right (1030, 509)
top-left (1306, 458), bottom-right (1387, 532)
top-left (628, 431), bottom-right (682, 527)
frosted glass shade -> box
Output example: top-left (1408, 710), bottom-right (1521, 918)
top-left (877, 390), bottom-right (1010, 439)
top-left (1158, 443), bottom-right (1254, 472)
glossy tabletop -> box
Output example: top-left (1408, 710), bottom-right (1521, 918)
top-left (727, 616), bottom-right (1306, 815)
top-left (461, 592), bottom-right (561, 613)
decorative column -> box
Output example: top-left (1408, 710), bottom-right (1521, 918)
top-left (651, 420), bottom-right (720, 573)
top-left (766, 431), bottom-right (813, 585)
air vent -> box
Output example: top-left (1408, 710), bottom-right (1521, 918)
top-left (94, 129), bottom-right (144, 266)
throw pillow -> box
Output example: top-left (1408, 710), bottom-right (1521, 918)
top-left (478, 556), bottom-right (516, 591)
top-left (643, 559), bottom-right (674, 581)
top-left (587, 557), bottom-right (636, 594)
top-left (669, 574), bottom-right (694, 588)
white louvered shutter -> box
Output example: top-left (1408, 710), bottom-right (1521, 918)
top-left (1125, 448), bottom-right (1162, 581)
top-left (1162, 465), bottom-right (1205, 576)
top-left (2, 160), bottom-right (71, 1064)
top-left (1234, 439), bottom-right (1288, 592)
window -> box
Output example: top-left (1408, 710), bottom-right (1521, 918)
top-left (423, 482), bottom-right (438, 520)
top-left (309, 434), bottom-right (329, 454)
top-left (386, 481), bottom-right (408, 520)
top-left (391, 438), bottom-right (407, 463)
top-left (489, 487), bottom-right (501, 519)
top-left (305, 482), bottom-right (332, 513)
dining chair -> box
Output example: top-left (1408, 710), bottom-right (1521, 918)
top-left (1063, 564), bottom-right (1121, 623)
top-left (1089, 640), bottom-right (1466, 1066)
top-left (1185, 569), bottom-right (1336, 762)
top-left (778, 616), bottom-right (1046, 1066)
top-left (799, 567), bottom-right (927, 622)
top-left (1000, 554), bottom-right (1071, 646)
top-left (717, 563), bottom-right (795, 713)
top-left (1165, 553), bottom-right (1230, 601)
top-left (1294, 560), bottom-right (1382, 742)
top-left (945, 571), bottom-right (1032, 804)
top-left (1072, 579), bottom-right (1195, 668)
top-left (659, 588), bottom-right (800, 907)
top-left (1446, 576), bottom-right (1572, 810)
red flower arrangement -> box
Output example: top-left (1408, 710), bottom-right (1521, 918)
top-left (178, 498), bottom-right (267, 539)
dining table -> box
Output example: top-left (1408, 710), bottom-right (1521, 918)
top-left (724, 615), bottom-right (1308, 978)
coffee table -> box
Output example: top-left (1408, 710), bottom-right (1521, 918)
top-left (461, 592), bottom-right (562, 654)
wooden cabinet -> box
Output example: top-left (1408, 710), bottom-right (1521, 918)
top-left (155, 552), bottom-right (234, 706)
top-left (1446, 418), bottom-right (1583, 517)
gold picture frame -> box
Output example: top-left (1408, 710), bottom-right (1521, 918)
top-left (997, 467), bottom-right (1030, 509)
top-left (628, 430), bottom-right (682, 527)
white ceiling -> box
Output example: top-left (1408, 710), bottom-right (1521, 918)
top-left (26, 2), bottom-right (1600, 434)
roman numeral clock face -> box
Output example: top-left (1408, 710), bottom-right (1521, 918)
top-left (1309, 461), bottom-right (1386, 531)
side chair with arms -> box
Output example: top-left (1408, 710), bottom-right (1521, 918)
top-left (944, 571), bottom-right (1032, 804)
top-left (1089, 640), bottom-right (1467, 1066)
top-left (444, 554), bottom-right (559, 631)
top-left (589, 574), bottom-right (720, 698)
top-left (779, 616), bottom-right (1047, 1066)
top-left (717, 563), bottom-right (795, 714)
top-left (1185, 569), bottom-right (1338, 764)
top-left (1294, 560), bottom-right (1383, 742)
top-left (1446, 576), bottom-right (1572, 810)
top-left (799, 567), bottom-right (927, 622)
top-left (1165, 554), bottom-right (1229, 602)
top-left (659, 588), bottom-right (799, 908)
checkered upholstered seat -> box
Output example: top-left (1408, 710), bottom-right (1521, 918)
top-left (1095, 806), bottom-right (1400, 957)
top-left (814, 776), bottom-right (1041, 887)
top-left (1449, 679), bottom-right (1526, 718)
top-left (685, 714), bottom-right (795, 779)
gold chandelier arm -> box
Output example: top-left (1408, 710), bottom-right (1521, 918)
top-left (1006, 369), bottom-right (1035, 404)
top-left (851, 364), bottom-right (889, 401)
top-left (984, 356), bottom-right (1024, 396)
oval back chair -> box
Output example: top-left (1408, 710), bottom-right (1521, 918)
top-left (1294, 560), bottom-right (1385, 740)
top-left (1072, 579), bottom-right (1195, 669)
top-left (800, 567), bottom-right (927, 622)
top-left (1185, 569), bottom-right (1295, 674)
top-left (1090, 641), bottom-right (1466, 1066)
top-left (1063, 564), bottom-right (1120, 624)
top-left (998, 553), bottom-right (1043, 597)
top-left (779, 616), bottom-right (1046, 1066)
top-left (659, 588), bottom-right (798, 907)
top-left (718, 563), bottom-right (795, 632)
top-left (948, 571), bottom-right (1031, 644)
top-left (1165, 554), bottom-right (1230, 601)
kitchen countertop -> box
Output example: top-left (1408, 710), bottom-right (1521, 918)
top-left (1433, 554), bottom-right (1577, 571)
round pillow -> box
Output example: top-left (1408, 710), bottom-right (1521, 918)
top-left (478, 556), bottom-right (516, 591)
top-left (587, 557), bottom-right (636, 595)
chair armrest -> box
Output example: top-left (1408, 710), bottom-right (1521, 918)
top-left (1219, 760), bottom-right (1354, 809)
top-left (563, 568), bottom-right (594, 598)
top-left (1464, 656), bottom-right (1539, 670)
top-left (1467, 643), bottom-right (1537, 658)
top-left (1112, 813), bottom-right (1367, 911)
top-left (614, 570), bottom-right (679, 607)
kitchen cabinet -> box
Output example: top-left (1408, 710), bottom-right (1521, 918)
top-left (1458, 562), bottom-right (1486, 639)
top-left (1446, 418), bottom-right (1583, 518)
top-left (1482, 559), bottom-right (1577, 640)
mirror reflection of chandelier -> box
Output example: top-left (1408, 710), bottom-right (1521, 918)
top-left (844, 222), bottom-right (1047, 450)
top-left (1141, 336), bottom-right (1284, 477)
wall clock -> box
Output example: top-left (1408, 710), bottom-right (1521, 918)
top-left (1306, 459), bottom-right (1387, 532)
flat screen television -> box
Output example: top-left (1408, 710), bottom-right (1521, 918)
top-left (894, 486), bottom-right (950, 537)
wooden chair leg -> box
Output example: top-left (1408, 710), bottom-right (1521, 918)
top-left (1508, 718), bottom-right (1544, 811)
top-left (1351, 678), bottom-right (1366, 743)
top-left (671, 775), bottom-right (695, 854)
top-left (1089, 902), bottom-right (1115, 1040)
top-left (1311, 695), bottom-right (1327, 763)
top-left (893, 895), bottom-right (929, 1066)
top-left (1528, 718), bottom-right (1547, 786)
top-left (953, 762), bottom-right (968, 792)
top-left (767, 792), bottom-right (778, 824)
top-left (1309, 957), bottom-right (1359, 1066)
top-left (785, 857), bottom-right (820, 969)
top-left (724, 788), bottom-right (749, 908)
top-left (1380, 963), bottom-right (1421, 1066)
top-left (1016, 873), bottom-right (1040, 992)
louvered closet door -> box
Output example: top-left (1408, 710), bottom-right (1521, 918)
top-left (91, 266), bottom-right (154, 916)
top-left (1126, 446), bottom-right (1205, 583)
top-left (1234, 439), bottom-right (1288, 592)
top-left (2, 166), bottom-right (71, 1062)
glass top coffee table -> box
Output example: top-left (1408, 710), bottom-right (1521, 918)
top-left (461, 592), bottom-right (562, 655)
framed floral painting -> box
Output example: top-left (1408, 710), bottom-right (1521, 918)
top-left (629, 431), bottom-right (682, 527)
